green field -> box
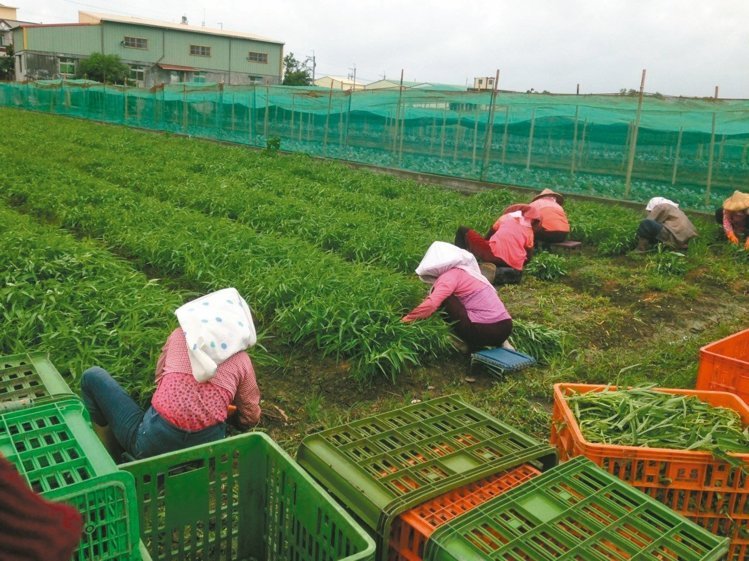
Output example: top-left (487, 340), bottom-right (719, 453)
top-left (2, 106), bottom-right (747, 450)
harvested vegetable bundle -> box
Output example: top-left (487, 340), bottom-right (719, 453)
top-left (565, 386), bottom-right (749, 466)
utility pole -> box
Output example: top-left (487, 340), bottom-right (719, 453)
top-left (348, 64), bottom-right (357, 90)
top-left (310, 50), bottom-right (316, 82)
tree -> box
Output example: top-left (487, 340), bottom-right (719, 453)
top-left (76, 53), bottom-right (129, 84)
top-left (0, 44), bottom-right (14, 81)
top-left (282, 52), bottom-right (312, 86)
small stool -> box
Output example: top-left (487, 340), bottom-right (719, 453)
top-left (470, 347), bottom-right (536, 376)
top-left (549, 240), bottom-right (582, 253)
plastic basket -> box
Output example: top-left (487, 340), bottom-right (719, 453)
top-left (423, 456), bottom-right (729, 561)
top-left (45, 471), bottom-right (146, 561)
top-left (550, 383), bottom-right (749, 560)
top-left (0, 397), bottom-right (116, 493)
top-left (389, 463), bottom-right (541, 561)
top-left (0, 397), bottom-right (145, 560)
top-left (120, 431), bottom-right (376, 561)
top-left (696, 328), bottom-right (749, 405)
top-left (0, 352), bottom-right (74, 406)
top-left (296, 395), bottom-right (557, 561)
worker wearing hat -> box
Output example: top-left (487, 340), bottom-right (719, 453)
top-left (528, 188), bottom-right (570, 245)
top-left (715, 190), bottom-right (749, 249)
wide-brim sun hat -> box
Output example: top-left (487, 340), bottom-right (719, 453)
top-left (723, 190), bottom-right (749, 212)
top-left (531, 188), bottom-right (564, 205)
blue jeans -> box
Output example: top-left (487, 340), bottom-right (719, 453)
top-left (81, 367), bottom-right (225, 460)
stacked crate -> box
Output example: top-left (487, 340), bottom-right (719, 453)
top-left (0, 352), bottom-right (149, 561)
top-left (550, 383), bottom-right (749, 560)
top-left (121, 431), bottom-right (376, 561)
top-left (422, 456), bottom-right (729, 560)
top-left (296, 395), bottom-right (558, 561)
top-left (696, 328), bottom-right (749, 405)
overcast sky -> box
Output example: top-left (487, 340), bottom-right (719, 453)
top-left (13, 0), bottom-right (749, 98)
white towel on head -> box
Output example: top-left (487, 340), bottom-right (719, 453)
top-left (175, 287), bottom-right (257, 382)
top-left (415, 241), bottom-right (492, 287)
top-left (646, 197), bottom-right (678, 212)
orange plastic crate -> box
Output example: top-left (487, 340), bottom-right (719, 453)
top-left (550, 383), bottom-right (749, 561)
top-left (696, 328), bottom-right (749, 405)
top-left (387, 463), bottom-right (541, 561)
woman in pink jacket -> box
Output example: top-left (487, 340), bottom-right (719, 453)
top-left (402, 242), bottom-right (513, 351)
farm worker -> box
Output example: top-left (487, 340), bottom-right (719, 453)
top-left (528, 188), bottom-right (570, 245)
top-left (715, 190), bottom-right (749, 249)
top-left (402, 241), bottom-right (513, 352)
top-left (636, 197), bottom-right (698, 251)
top-left (81, 287), bottom-right (261, 460)
top-left (0, 455), bottom-right (83, 561)
top-left (454, 204), bottom-right (540, 272)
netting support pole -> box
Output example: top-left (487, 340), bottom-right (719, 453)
top-left (344, 88), bottom-right (353, 149)
top-left (570, 105), bottom-right (580, 175)
top-left (439, 109), bottom-right (448, 158)
top-left (323, 81), bottom-right (334, 156)
top-left (263, 85), bottom-right (270, 141)
top-left (124, 89), bottom-right (128, 122)
top-left (500, 106), bottom-right (509, 165)
top-left (391, 69), bottom-right (404, 159)
top-left (290, 94), bottom-right (296, 140)
top-left (453, 114), bottom-right (461, 162)
top-left (480, 69), bottom-right (500, 182)
top-left (525, 107), bottom-right (536, 170)
top-left (705, 112), bottom-right (717, 206)
top-left (471, 105), bottom-right (479, 170)
top-left (671, 127), bottom-right (683, 185)
top-left (182, 84), bottom-right (187, 133)
top-left (624, 69), bottom-right (646, 198)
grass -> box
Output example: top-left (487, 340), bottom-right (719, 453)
top-left (1, 107), bottom-right (748, 455)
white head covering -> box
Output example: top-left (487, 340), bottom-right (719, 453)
top-left (175, 287), bottom-right (256, 382)
top-left (646, 197), bottom-right (678, 212)
top-left (414, 241), bottom-right (492, 287)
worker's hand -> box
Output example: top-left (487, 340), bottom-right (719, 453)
top-left (727, 232), bottom-right (739, 245)
top-left (744, 238), bottom-right (749, 251)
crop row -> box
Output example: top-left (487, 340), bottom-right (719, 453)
top-left (3, 109), bottom-right (642, 268)
top-left (0, 151), bottom-right (453, 381)
top-left (0, 202), bottom-right (191, 399)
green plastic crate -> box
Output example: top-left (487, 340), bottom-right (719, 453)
top-left (121, 431), bottom-right (376, 561)
top-left (46, 472), bottom-right (147, 561)
top-left (0, 352), bottom-right (75, 407)
top-left (0, 397), bottom-right (145, 560)
top-left (296, 395), bottom-right (557, 560)
top-left (0, 397), bottom-right (115, 493)
top-left (424, 456), bottom-right (730, 561)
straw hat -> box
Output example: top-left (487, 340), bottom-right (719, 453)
top-left (531, 188), bottom-right (564, 205)
top-left (722, 190), bottom-right (749, 212)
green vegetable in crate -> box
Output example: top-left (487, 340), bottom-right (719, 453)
top-left (565, 386), bottom-right (749, 468)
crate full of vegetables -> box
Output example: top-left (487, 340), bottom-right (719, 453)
top-left (550, 383), bottom-right (749, 561)
top-left (696, 327), bottom-right (749, 405)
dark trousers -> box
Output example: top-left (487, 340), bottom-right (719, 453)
top-left (442, 295), bottom-right (513, 351)
top-left (455, 226), bottom-right (512, 268)
top-left (535, 230), bottom-right (568, 245)
top-left (81, 367), bottom-right (225, 459)
top-left (637, 219), bottom-right (663, 243)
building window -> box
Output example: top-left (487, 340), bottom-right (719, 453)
top-left (123, 36), bottom-right (148, 49)
top-left (247, 51), bottom-right (268, 64)
top-left (129, 65), bottom-right (145, 84)
top-left (192, 71), bottom-right (206, 83)
top-left (59, 57), bottom-right (76, 77)
top-left (190, 45), bottom-right (210, 57)
top-left (248, 75), bottom-right (263, 84)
